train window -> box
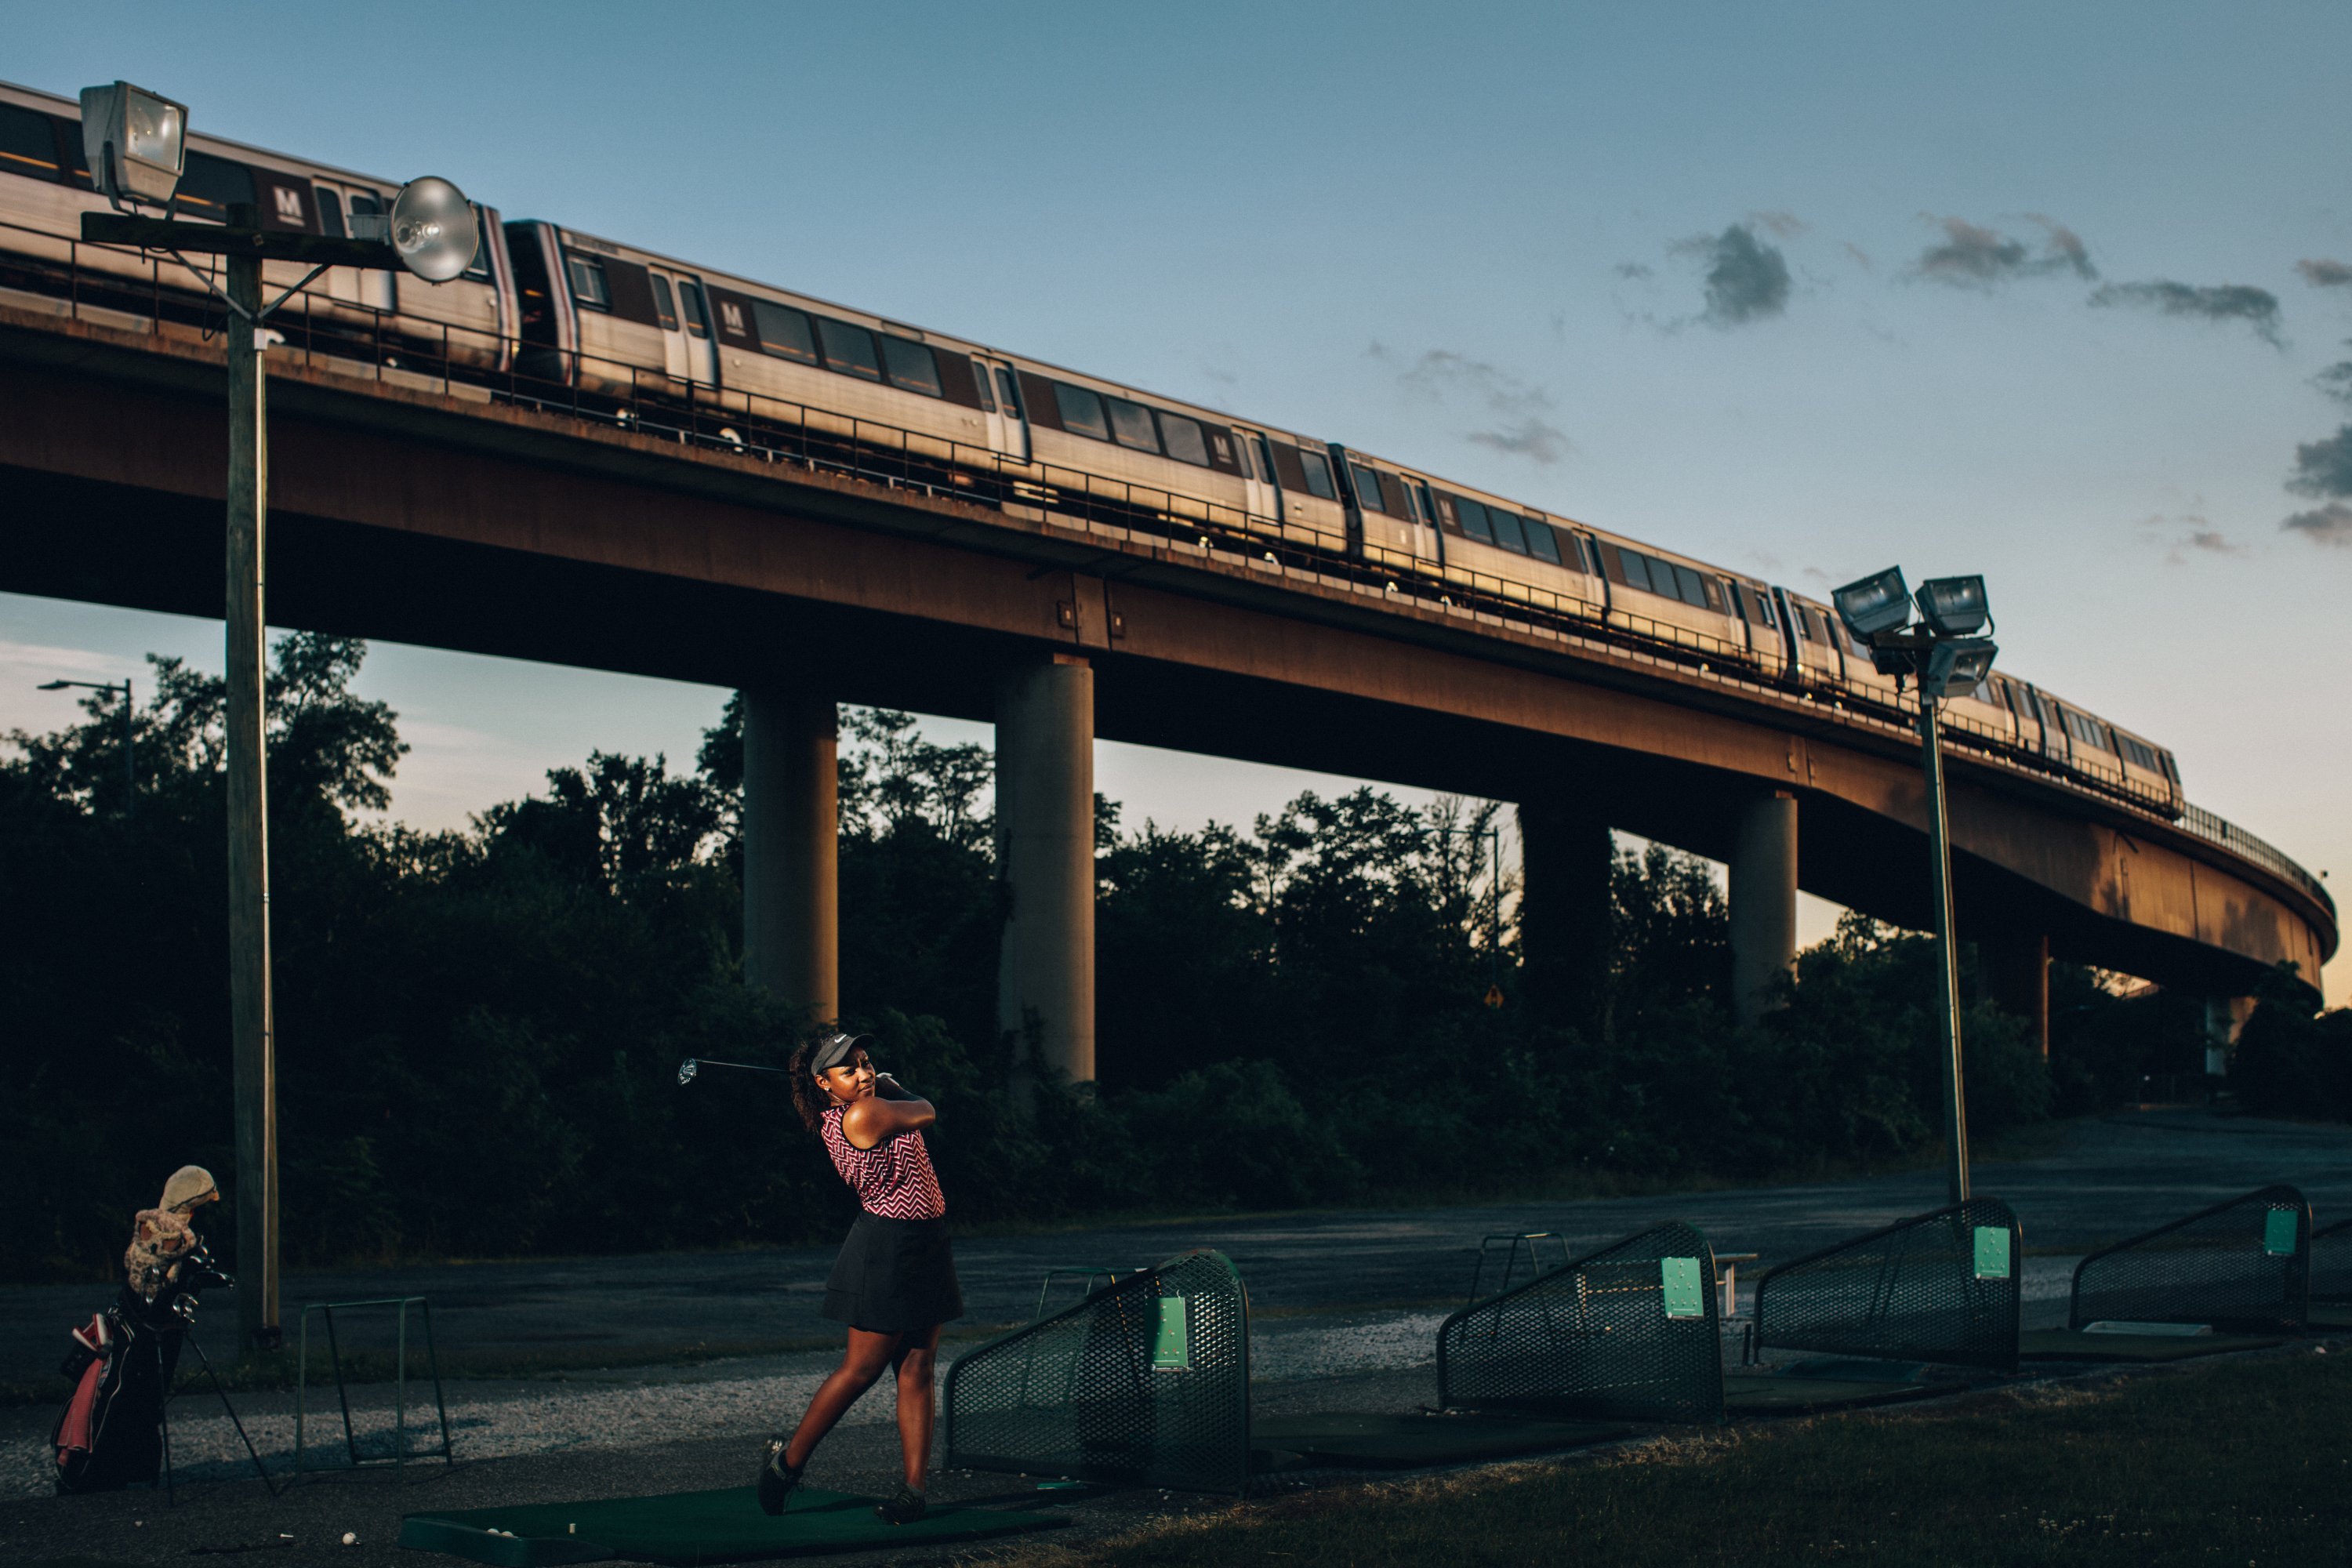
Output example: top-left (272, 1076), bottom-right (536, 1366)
top-left (1616, 547), bottom-right (1653, 593)
top-left (1525, 520), bottom-right (1563, 564)
top-left (1490, 510), bottom-right (1530, 554)
top-left (564, 252), bottom-right (611, 310)
top-left (1668, 563), bottom-right (1704, 607)
top-left (753, 301), bottom-right (817, 364)
top-left (1457, 496), bottom-right (1494, 543)
top-left (1298, 448), bottom-right (1338, 500)
top-left (1054, 383), bottom-right (1109, 440)
top-left (1157, 411), bottom-right (1210, 466)
top-left (970, 362), bottom-right (997, 412)
top-left (2120, 735), bottom-right (2160, 771)
top-left (314, 186), bottom-right (346, 238)
top-left (1252, 433), bottom-right (1278, 485)
top-left (818, 318), bottom-right (883, 380)
top-left (882, 336), bottom-right (942, 397)
top-left (1348, 463), bottom-right (1387, 513)
top-left (1413, 481), bottom-right (1438, 527)
top-left (461, 214), bottom-right (492, 281)
top-left (1106, 397), bottom-right (1160, 452)
top-left (995, 368), bottom-right (1024, 418)
top-left (677, 279), bottom-right (710, 337)
top-left (0, 103), bottom-right (60, 180)
top-left (648, 275), bottom-right (680, 332)
top-left (175, 151), bottom-right (256, 220)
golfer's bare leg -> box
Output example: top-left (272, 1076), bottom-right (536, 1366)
top-left (893, 1323), bottom-right (944, 1490)
top-left (784, 1328), bottom-right (900, 1471)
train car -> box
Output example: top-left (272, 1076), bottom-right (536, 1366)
top-left (0, 82), bottom-right (513, 390)
top-left (1583, 527), bottom-right (1762, 665)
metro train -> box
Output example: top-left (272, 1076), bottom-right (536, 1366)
top-left (0, 79), bottom-right (2184, 816)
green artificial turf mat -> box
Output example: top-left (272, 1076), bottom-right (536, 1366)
top-left (1251, 1410), bottom-right (1627, 1469)
top-left (2016, 1328), bottom-right (2281, 1363)
top-left (398, 1483), bottom-right (1067, 1566)
top-left (1722, 1370), bottom-right (1968, 1414)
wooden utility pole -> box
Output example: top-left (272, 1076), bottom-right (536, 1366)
top-left (224, 229), bottom-right (279, 1352)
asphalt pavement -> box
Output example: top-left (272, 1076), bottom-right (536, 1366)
top-left (5, 1106), bottom-right (2348, 1387)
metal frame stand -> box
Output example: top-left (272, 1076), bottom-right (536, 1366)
top-left (1465, 1232), bottom-right (1573, 1308)
top-left (158, 1328), bottom-right (280, 1501)
top-left (293, 1297), bottom-right (454, 1477)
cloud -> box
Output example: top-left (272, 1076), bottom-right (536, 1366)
top-left (1466, 420), bottom-right (1572, 464)
top-left (2281, 503), bottom-right (2352, 546)
top-left (2288, 423), bottom-right (2352, 499)
top-left (1613, 262), bottom-right (1654, 280)
top-left (1671, 223), bottom-right (1791, 328)
top-left (2138, 512), bottom-right (2244, 564)
top-left (1911, 214), bottom-right (2097, 288)
top-left (1748, 209), bottom-right (1806, 239)
top-left (2318, 362), bottom-right (2352, 406)
top-left (2296, 259), bottom-right (2352, 291)
top-left (1372, 344), bottom-right (1573, 466)
top-left (2088, 280), bottom-right (2285, 347)
top-left (1842, 241), bottom-right (1874, 272)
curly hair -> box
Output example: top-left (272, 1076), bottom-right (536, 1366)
top-left (786, 1035), bottom-right (832, 1135)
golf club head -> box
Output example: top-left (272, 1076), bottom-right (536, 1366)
top-left (677, 1058), bottom-right (699, 1087)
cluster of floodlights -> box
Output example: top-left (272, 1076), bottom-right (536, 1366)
top-left (1829, 566), bottom-right (1998, 698)
top-left (78, 80), bottom-right (479, 282)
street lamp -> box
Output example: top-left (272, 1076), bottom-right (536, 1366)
top-left (1831, 566), bottom-right (2002, 1206)
top-left (78, 79), bottom-right (479, 1356)
top-left (36, 677), bottom-right (134, 817)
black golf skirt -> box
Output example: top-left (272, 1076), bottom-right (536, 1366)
top-left (822, 1214), bottom-right (964, 1334)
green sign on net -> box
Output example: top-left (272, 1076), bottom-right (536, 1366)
top-left (2263, 1208), bottom-right (2299, 1258)
top-left (1152, 1296), bottom-right (1191, 1370)
top-left (1661, 1256), bottom-right (1704, 1319)
top-left (1973, 1225), bottom-right (2011, 1280)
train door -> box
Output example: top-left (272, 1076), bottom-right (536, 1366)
top-left (1235, 428), bottom-right (1284, 526)
top-left (968, 356), bottom-right (1031, 463)
top-left (312, 182), bottom-right (395, 312)
top-left (644, 267), bottom-right (717, 387)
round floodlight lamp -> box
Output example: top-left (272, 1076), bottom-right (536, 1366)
top-left (1915, 575), bottom-right (1989, 638)
top-left (1832, 566), bottom-right (1912, 641)
top-left (388, 176), bottom-right (479, 283)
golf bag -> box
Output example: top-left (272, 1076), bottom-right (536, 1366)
top-left (52, 1250), bottom-right (230, 1494)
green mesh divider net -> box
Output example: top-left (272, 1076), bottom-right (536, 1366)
top-left (943, 1249), bottom-right (1249, 1497)
top-left (2310, 1218), bottom-right (2352, 1308)
top-left (1755, 1198), bottom-right (2020, 1373)
top-left (1436, 1221), bottom-right (1724, 1425)
top-left (2068, 1184), bottom-right (2310, 1333)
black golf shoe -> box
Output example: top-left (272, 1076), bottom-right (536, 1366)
top-left (874, 1484), bottom-right (927, 1525)
top-left (754, 1436), bottom-right (801, 1516)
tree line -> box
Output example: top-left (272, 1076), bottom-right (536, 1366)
top-left (0, 635), bottom-right (2327, 1282)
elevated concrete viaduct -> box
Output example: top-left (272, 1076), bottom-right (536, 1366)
top-left (0, 308), bottom-right (2333, 1085)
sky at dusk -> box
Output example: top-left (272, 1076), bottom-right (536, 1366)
top-left (5, 3), bottom-right (2347, 1003)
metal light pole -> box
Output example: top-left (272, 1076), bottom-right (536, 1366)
top-left (223, 227), bottom-right (278, 1351)
top-left (78, 82), bottom-right (479, 1353)
top-left (1916, 685), bottom-right (1968, 1203)
top-left (1830, 568), bottom-right (1998, 1208)
top-left (36, 677), bottom-right (134, 815)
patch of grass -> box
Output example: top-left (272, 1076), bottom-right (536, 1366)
top-left (997, 1346), bottom-right (2352, 1566)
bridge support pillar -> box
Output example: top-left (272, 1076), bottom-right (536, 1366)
top-left (1983, 929), bottom-right (2049, 1057)
top-left (741, 689), bottom-right (838, 1019)
top-left (1517, 797), bottom-right (1613, 1037)
top-left (1729, 791), bottom-right (1798, 1027)
top-left (996, 653), bottom-right (1095, 1090)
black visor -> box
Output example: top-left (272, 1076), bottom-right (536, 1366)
top-left (809, 1032), bottom-right (870, 1074)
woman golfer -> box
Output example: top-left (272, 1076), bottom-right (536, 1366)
top-left (758, 1030), bottom-right (963, 1525)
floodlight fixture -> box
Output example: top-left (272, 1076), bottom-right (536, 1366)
top-left (80, 82), bottom-right (187, 210)
top-left (387, 177), bottom-right (479, 282)
top-left (1915, 575), bottom-right (1990, 638)
top-left (677, 1058), bottom-right (699, 1087)
top-left (1831, 565), bottom-right (1912, 641)
top-left (1924, 636), bottom-right (1999, 697)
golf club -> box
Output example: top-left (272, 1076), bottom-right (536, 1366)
top-left (676, 1057), bottom-right (793, 1087)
